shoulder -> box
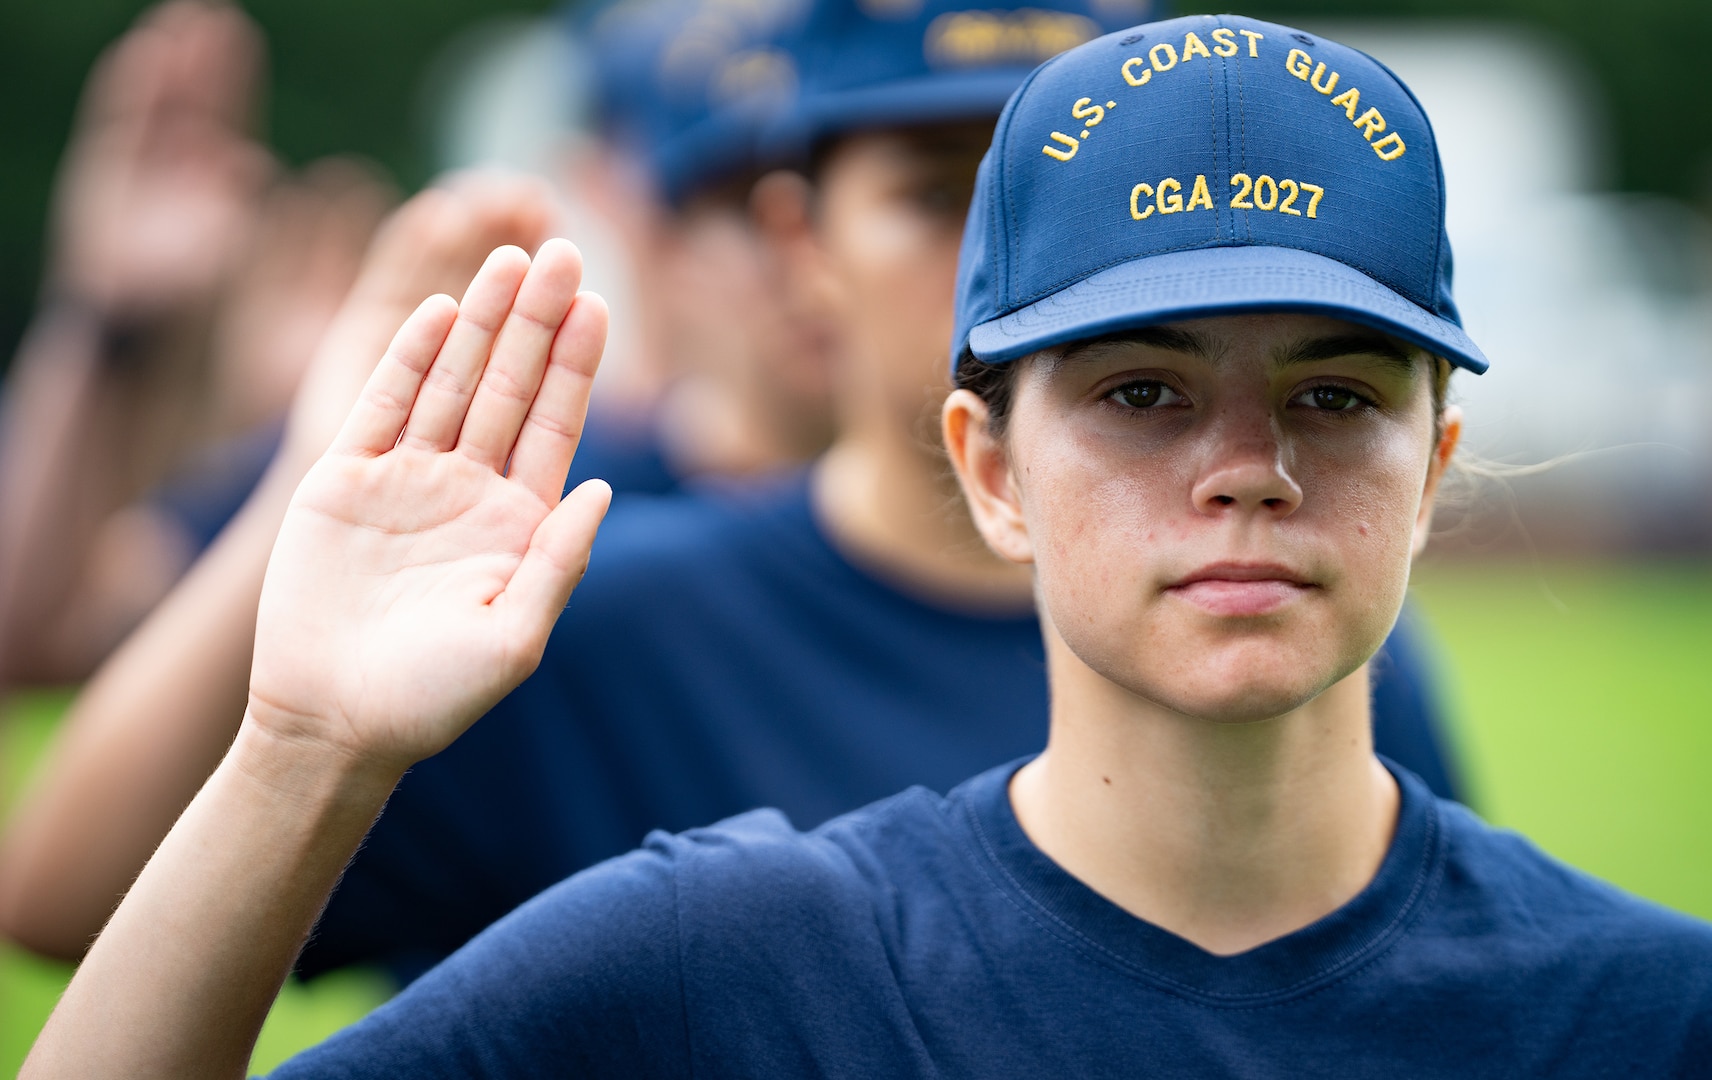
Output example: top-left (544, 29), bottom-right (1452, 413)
top-left (1435, 799), bottom-right (1712, 978)
top-left (273, 844), bottom-right (693, 1077)
top-left (659, 786), bottom-right (957, 915)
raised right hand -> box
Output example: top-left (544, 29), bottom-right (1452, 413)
top-left (248, 239), bottom-right (609, 774)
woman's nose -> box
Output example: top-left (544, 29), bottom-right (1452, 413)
top-left (1189, 420), bottom-right (1303, 518)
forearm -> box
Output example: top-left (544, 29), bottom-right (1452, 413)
top-left (22, 716), bottom-right (401, 1080)
top-left (0, 302), bottom-right (214, 684)
top-left (0, 309), bottom-right (124, 682)
top-left (0, 463), bottom-right (299, 958)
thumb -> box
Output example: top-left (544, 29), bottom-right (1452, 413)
top-left (497, 478), bottom-right (613, 653)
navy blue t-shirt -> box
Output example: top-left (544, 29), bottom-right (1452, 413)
top-left (273, 761), bottom-right (1712, 1077)
top-left (299, 474), bottom-right (1463, 979)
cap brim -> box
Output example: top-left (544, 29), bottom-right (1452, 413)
top-left (968, 246), bottom-right (1490, 374)
top-left (765, 68), bottom-right (1029, 159)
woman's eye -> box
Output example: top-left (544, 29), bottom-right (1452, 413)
top-left (1109, 381), bottom-right (1182, 409)
top-left (1294, 385), bottom-right (1368, 411)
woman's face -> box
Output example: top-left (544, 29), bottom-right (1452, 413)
top-left (948, 313), bottom-right (1459, 722)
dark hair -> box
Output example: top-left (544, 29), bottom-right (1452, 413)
top-left (953, 347), bottom-right (1454, 446)
top-left (952, 350), bottom-right (1022, 439)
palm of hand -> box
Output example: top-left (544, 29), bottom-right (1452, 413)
top-left (247, 240), bottom-right (609, 775)
top-left (253, 450), bottom-right (550, 767)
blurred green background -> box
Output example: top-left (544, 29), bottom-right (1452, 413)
top-left (2, 0), bottom-right (1710, 1074)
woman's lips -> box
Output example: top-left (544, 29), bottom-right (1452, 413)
top-left (1165, 564), bottom-right (1317, 617)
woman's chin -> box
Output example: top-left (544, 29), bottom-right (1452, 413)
top-left (1118, 652), bottom-right (1353, 725)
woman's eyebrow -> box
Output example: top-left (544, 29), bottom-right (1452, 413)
top-left (1275, 333), bottom-right (1417, 372)
top-left (1056, 325), bottom-right (1210, 367)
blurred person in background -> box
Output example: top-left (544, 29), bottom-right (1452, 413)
top-left (0, 0), bottom-right (392, 691)
top-left (553, 0), bottom-right (839, 485)
top-left (0, 0), bottom-right (836, 960)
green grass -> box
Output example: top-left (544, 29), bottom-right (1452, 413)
top-left (1410, 560), bottom-right (1712, 920)
top-left (0, 560), bottom-right (1708, 1071)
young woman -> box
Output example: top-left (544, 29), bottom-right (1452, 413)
top-left (22, 15), bottom-right (1712, 1077)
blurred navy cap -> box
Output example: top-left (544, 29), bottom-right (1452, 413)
top-left (580, 0), bottom-right (808, 204)
top-left (951, 14), bottom-right (1489, 375)
top-left (767, 0), bottom-right (1159, 158)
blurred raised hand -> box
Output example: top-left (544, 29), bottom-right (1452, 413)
top-left (0, 0), bottom-right (273, 688)
top-left (46, 0), bottom-right (272, 322)
top-left (208, 158), bottom-right (396, 441)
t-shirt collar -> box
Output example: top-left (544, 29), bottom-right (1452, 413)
top-left (953, 754), bottom-right (1448, 1004)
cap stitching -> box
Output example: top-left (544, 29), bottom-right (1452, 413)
top-left (1233, 27), bottom-right (1252, 243)
top-left (1361, 50), bottom-right (1445, 312)
top-left (997, 59), bottom-right (1056, 311)
top-left (1204, 16), bottom-right (1223, 247)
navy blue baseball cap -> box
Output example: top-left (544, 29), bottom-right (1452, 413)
top-left (768, 0), bottom-right (1160, 157)
top-left (951, 14), bottom-right (1489, 375)
top-left (581, 0), bottom-right (808, 203)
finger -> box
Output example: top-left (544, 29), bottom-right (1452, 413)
top-left (399, 245), bottom-right (530, 451)
top-left (78, 18), bottom-right (168, 135)
top-left (175, 1), bottom-right (266, 133)
top-left (456, 238), bottom-right (584, 471)
top-left (498, 479), bottom-right (613, 656)
top-left (507, 291), bottom-right (609, 505)
top-left (332, 294), bottom-right (458, 456)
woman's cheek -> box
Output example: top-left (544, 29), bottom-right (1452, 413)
top-left (1031, 459), bottom-right (1168, 618)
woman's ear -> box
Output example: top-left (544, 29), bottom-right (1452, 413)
top-left (1413, 403), bottom-right (1463, 557)
top-left (942, 387), bottom-right (1034, 564)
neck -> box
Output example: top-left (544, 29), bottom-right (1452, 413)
top-left (1011, 624), bottom-right (1399, 956)
top-left (812, 422), bottom-right (1033, 612)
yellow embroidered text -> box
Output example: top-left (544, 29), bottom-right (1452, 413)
top-left (1041, 95), bottom-right (1118, 161)
top-left (1229, 173), bottom-right (1324, 217)
top-left (1283, 47), bottom-right (1406, 161)
top-left (1119, 26), bottom-right (1262, 88)
top-left (1129, 174), bottom-right (1216, 219)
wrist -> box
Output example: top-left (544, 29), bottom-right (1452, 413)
top-left (228, 710), bottom-right (404, 820)
top-left (33, 288), bottom-right (209, 374)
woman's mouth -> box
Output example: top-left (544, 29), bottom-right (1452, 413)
top-left (1165, 563), bottom-right (1317, 617)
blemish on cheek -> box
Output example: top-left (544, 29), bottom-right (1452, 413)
top-left (1102, 776), bottom-right (1112, 785)
top-left (1358, 524), bottom-right (1369, 536)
